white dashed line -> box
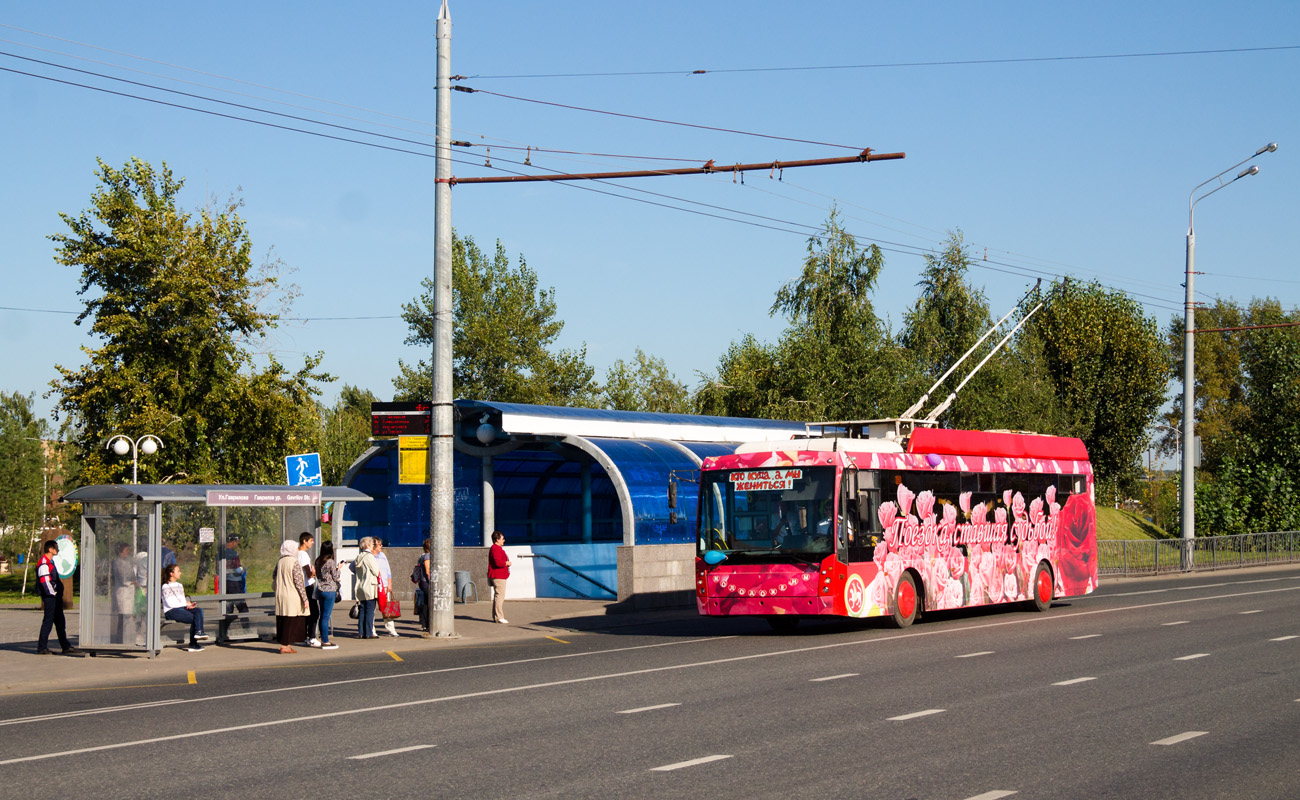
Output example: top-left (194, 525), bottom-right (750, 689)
top-left (1052, 677), bottom-right (1096, 686)
top-left (1069, 634), bottom-right (1102, 640)
top-left (963, 792), bottom-right (1018, 800)
top-left (1152, 731), bottom-right (1208, 746)
top-left (1175, 653), bottom-right (1210, 661)
top-left (1240, 610), bottom-right (1262, 615)
top-left (1270, 636), bottom-right (1298, 642)
top-left (810, 673), bottom-right (859, 682)
top-left (348, 744), bottom-right (437, 760)
top-left (956, 651), bottom-right (994, 658)
top-left (1162, 621), bottom-right (1189, 626)
top-left (651, 755), bottom-right (732, 772)
top-left (617, 703), bottom-right (681, 714)
top-left (888, 709), bottom-right (946, 721)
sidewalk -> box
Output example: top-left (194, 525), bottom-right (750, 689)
top-left (0, 599), bottom-right (699, 695)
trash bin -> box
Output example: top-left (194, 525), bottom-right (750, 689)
top-left (454, 570), bottom-right (477, 603)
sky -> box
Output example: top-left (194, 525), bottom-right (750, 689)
top-left (2, 1), bottom-right (1297, 429)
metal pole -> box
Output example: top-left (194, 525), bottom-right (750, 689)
top-left (427, 0), bottom-right (457, 638)
top-left (1180, 225), bottom-right (1196, 569)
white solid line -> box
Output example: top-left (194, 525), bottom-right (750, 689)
top-left (9, 583), bottom-right (1300, 762)
top-left (651, 754), bottom-right (732, 772)
top-left (1106, 589), bottom-right (1168, 597)
top-left (1069, 634), bottom-right (1102, 639)
top-left (1270, 635), bottom-right (1298, 641)
top-left (956, 651), bottom-right (995, 658)
top-left (810, 673), bottom-right (859, 682)
top-left (1152, 731), bottom-right (1208, 746)
top-left (348, 744), bottom-right (437, 760)
top-left (1162, 621), bottom-right (1189, 626)
top-left (1175, 653), bottom-right (1210, 661)
top-left (617, 703), bottom-right (682, 714)
top-left (1052, 677), bottom-right (1096, 686)
top-left (964, 792), bottom-right (1018, 800)
top-left (888, 708), bottom-right (946, 721)
top-left (1240, 610), bottom-right (1262, 614)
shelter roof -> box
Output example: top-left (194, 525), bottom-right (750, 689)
top-left (62, 485), bottom-right (371, 503)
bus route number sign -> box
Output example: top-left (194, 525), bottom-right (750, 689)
top-left (729, 469), bottom-right (802, 491)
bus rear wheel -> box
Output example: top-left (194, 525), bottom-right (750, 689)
top-left (889, 572), bottom-right (919, 628)
top-left (767, 615), bottom-right (799, 633)
top-left (1028, 562), bottom-right (1053, 612)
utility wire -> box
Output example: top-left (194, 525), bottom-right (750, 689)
top-left (455, 86), bottom-right (863, 150)
top-left (462, 44), bottom-right (1300, 79)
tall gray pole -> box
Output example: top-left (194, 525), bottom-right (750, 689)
top-left (1180, 224), bottom-right (1196, 567)
top-left (1180, 142), bottom-right (1277, 568)
top-left (428, 0), bottom-right (456, 637)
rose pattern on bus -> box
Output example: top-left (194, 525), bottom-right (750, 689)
top-left (856, 482), bottom-right (1098, 617)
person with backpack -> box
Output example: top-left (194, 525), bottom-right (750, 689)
top-left (36, 540), bottom-right (78, 655)
top-left (412, 539), bottom-right (431, 632)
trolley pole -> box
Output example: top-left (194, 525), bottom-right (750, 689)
top-left (428, 0), bottom-right (457, 637)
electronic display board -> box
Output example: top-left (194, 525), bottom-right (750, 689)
top-left (371, 401), bottom-right (431, 437)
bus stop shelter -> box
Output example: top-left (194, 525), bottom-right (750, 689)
top-left (62, 484), bottom-right (371, 657)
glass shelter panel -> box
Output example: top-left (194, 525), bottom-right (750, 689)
top-left (80, 503), bottom-right (157, 652)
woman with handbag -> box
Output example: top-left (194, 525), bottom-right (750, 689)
top-left (353, 537), bottom-right (380, 639)
top-left (313, 541), bottom-right (340, 650)
top-left (274, 540), bottom-right (309, 654)
top-left (374, 539), bottom-right (400, 637)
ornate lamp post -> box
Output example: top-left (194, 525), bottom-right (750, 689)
top-left (106, 434), bottom-right (164, 485)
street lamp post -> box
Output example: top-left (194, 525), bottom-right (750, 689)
top-left (1181, 142), bottom-right (1277, 565)
top-left (106, 434), bottom-right (164, 485)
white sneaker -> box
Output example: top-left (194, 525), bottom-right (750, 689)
top-left (497, 619), bottom-right (509, 624)
top-left (195, 633), bottom-right (211, 642)
top-left (184, 645), bottom-right (204, 652)
top-left (321, 642), bottom-right (339, 650)
top-left (308, 638), bottom-right (322, 648)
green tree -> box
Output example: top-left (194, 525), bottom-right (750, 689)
top-left (311, 384), bottom-right (378, 485)
top-left (395, 233), bottom-right (596, 405)
top-left (1189, 299), bottom-right (1300, 534)
top-left (0, 393), bottom-right (48, 558)
top-left (699, 210), bottom-right (911, 421)
top-left (1030, 280), bottom-right (1168, 489)
top-left (601, 348), bottom-right (691, 413)
top-left (49, 157), bottom-right (330, 485)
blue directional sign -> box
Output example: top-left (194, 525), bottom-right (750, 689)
top-left (286, 452), bottom-right (323, 487)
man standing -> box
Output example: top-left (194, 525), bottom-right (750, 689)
top-left (222, 535), bottom-right (248, 613)
top-left (36, 540), bottom-right (78, 655)
top-left (487, 530), bottom-right (511, 624)
top-left (296, 533), bottom-right (320, 647)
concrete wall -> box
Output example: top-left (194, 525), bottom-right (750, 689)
top-left (613, 543), bottom-right (695, 612)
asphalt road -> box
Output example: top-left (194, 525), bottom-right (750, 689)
top-left (2, 567), bottom-right (1298, 800)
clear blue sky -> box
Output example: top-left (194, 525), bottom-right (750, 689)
top-left (2, 1), bottom-right (1297, 426)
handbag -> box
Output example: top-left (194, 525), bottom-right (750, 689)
top-left (349, 603), bottom-right (360, 619)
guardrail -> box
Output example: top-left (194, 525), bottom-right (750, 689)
top-left (1098, 531), bottom-right (1300, 576)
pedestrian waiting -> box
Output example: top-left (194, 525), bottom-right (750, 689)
top-left (161, 564), bottom-right (208, 652)
top-left (36, 540), bottom-right (79, 656)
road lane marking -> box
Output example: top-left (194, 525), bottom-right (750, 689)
top-left (1173, 583), bottom-right (1228, 590)
top-left (651, 754), bottom-right (731, 772)
top-left (1152, 731), bottom-right (1207, 746)
top-left (187, 671), bottom-right (197, 685)
top-left (386, 651), bottom-right (403, 662)
top-left (888, 709), bottom-right (945, 721)
top-left (1107, 589), bottom-right (1168, 597)
top-left (1240, 610), bottom-right (1262, 614)
top-left (546, 636), bottom-right (571, 644)
top-left (1069, 634), bottom-right (1102, 639)
top-left (7, 580), bottom-right (1300, 740)
top-left (810, 673), bottom-right (858, 682)
top-left (617, 703), bottom-right (681, 714)
top-left (1052, 677), bottom-right (1096, 686)
top-left (964, 792), bottom-right (1018, 800)
top-left (956, 651), bottom-right (994, 658)
top-left (1270, 635), bottom-right (1298, 641)
top-left (1175, 653), bottom-right (1210, 660)
top-left (348, 744), bottom-right (437, 760)
top-left (1162, 621), bottom-right (1189, 626)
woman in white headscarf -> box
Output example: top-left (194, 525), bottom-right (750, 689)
top-left (274, 539), bottom-right (308, 654)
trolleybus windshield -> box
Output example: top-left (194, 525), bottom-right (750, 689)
top-left (698, 466), bottom-right (837, 559)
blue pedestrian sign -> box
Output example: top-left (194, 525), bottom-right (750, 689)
top-left (286, 453), bottom-right (323, 487)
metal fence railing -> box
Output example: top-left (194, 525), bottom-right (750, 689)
top-left (1098, 532), bottom-right (1300, 577)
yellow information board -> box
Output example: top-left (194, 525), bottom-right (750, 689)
top-left (398, 435), bottom-right (430, 484)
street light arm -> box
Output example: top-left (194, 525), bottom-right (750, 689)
top-left (1188, 142), bottom-right (1277, 233)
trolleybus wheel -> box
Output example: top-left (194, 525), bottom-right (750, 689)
top-left (767, 615), bottom-right (799, 633)
top-left (890, 572), bottom-right (919, 628)
top-left (1029, 561), bottom-right (1053, 612)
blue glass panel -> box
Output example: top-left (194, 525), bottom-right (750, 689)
top-left (585, 437), bottom-right (699, 545)
top-left (680, 441), bottom-right (739, 462)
